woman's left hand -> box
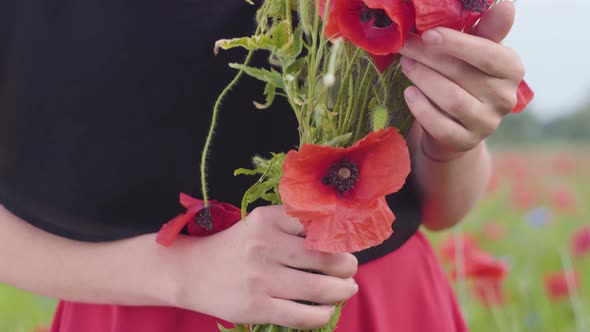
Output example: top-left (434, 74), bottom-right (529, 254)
top-left (399, 1), bottom-right (523, 161)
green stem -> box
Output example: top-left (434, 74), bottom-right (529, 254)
top-left (200, 50), bottom-right (255, 205)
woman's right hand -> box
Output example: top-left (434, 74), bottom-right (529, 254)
top-left (168, 205), bottom-right (359, 329)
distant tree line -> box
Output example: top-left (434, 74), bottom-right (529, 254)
top-left (490, 102), bottom-right (590, 144)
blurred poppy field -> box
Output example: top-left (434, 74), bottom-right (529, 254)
top-left (1, 145), bottom-right (589, 332)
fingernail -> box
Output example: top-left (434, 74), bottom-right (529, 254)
top-left (422, 29), bottom-right (443, 45)
top-left (352, 283), bottom-right (359, 294)
top-left (400, 57), bottom-right (415, 72)
top-left (404, 87), bottom-right (418, 102)
top-left (330, 305), bottom-right (336, 315)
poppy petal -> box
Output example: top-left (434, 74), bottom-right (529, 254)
top-left (179, 193), bottom-right (206, 209)
top-left (337, 0), bottom-right (412, 55)
top-left (156, 213), bottom-right (196, 247)
top-left (187, 203), bottom-right (243, 236)
top-left (412, 0), bottom-right (465, 32)
top-left (319, 0), bottom-right (340, 39)
top-left (347, 128), bottom-right (411, 201)
top-left (303, 197), bottom-right (395, 253)
top-left (370, 53), bottom-right (396, 72)
top-left (280, 145), bottom-right (346, 217)
top-left (512, 80), bottom-right (534, 113)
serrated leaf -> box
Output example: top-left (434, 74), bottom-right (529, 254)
top-left (213, 35), bottom-right (268, 55)
top-left (234, 168), bottom-right (261, 176)
top-left (254, 83), bottom-right (277, 110)
top-left (229, 63), bottom-right (285, 89)
top-left (273, 20), bottom-right (291, 50)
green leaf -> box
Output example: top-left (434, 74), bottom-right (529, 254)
top-left (234, 168), bottom-right (261, 176)
top-left (229, 63), bottom-right (285, 89)
top-left (217, 323), bottom-right (249, 332)
top-left (321, 303), bottom-right (344, 332)
top-left (253, 83), bottom-right (277, 110)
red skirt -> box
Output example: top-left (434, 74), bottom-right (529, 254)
top-left (50, 231), bottom-right (467, 332)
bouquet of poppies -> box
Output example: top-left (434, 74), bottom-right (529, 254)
top-left (156, 0), bottom-right (533, 331)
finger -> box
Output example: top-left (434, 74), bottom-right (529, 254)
top-left (399, 35), bottom-right (511, 101)
top-left (276, 235), bottom-right (358, 278)
top-left (420, 27), bottom-right (522, 80)
top-left (265, 299), bottom-right (334, 329)
top-left (404, 86), bottom-right (478, 152)
top-left (259, 205), bottom-right (306, 236)
top-left (400, 56), bottom-right (490, 132)
top-left (269, 268), bottom-right (357, 304)
top-left (472, 1), bottom-right (516, 43)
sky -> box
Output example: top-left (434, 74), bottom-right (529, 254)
top-left (505, 0), bottom-right (590, 120)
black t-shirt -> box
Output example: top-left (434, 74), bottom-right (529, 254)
top-left (0, 0), bottom-right (421, 262)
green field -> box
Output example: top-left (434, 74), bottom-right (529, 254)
top-left (1, 147), bottom-right (589, 332)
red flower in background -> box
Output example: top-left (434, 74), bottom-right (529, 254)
top-left (472, 278), bottom-right (506, 306)
top-left (439, 233), bottom-right (479, 263)
top-left (571, 226), bottom-right (590, 258)
top-left (412, 0), bottom-right (493, 33)
top-left (511, 182), bottom-right (537, 210)
top-left (451, 249), bottom-right (508, 281)
top-left (320, 0), bottom-right (415, 72)
top-left (550, 188), bottom-right (577, 212)
top-left (544, 270), bottom-right (581, 301)
top-left (156, 193), bottom-right (242, 247)
top-left (279, 128), bottom-right (411, 253)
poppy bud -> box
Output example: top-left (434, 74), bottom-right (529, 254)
top-left (372, 106), bottom-right (389, 131)
top-left (299, 0), bottom-right (316, 35)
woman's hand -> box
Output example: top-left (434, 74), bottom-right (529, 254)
top-left (400, 1), bottom-right (522, 161)
top-left (170, 205), bottom-right (358, 329)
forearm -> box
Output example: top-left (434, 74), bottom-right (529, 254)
top-left (0, 203), bottom-right (183, 306)
top-left (412, 131), bottom-right (492, 231)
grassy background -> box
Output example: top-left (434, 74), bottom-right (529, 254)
top-left (1, 146), bottom-right (588, 332)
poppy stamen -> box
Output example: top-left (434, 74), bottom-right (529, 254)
top-left (194, 207), bottom-right (213, 230)
top-left (461, 0), bottom-right (488, 13)
top-left (360, 4), bottom-right (394, 28)
top-left (322, 158), bottom-right (360, 194)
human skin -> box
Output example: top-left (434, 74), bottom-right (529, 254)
top-left (0, 1), bottom-right (522, 330)
top-left (402, 1), bottom-right (522, 230)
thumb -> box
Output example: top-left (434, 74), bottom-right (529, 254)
top-left (472, 1), bottom-right (516, 43)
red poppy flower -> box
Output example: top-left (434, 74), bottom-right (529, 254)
top-left (156, 193), bottom-right (242, 247)
top-left (451, 249), bottom-right (508, 281)
top-left (512, 80), bottom-right (534, 113)
top-left (279, 128), bottom-right (411, 253)
top-left (544, 270), bottom-right (581, 301)
top-left (319, 0), bottom-right (415, 72)
top-left (571, 226), bottom-right (590, 258)
top-left (510, 182), bottom-right (537, 210)
top-left (550, 188), bottom-right (577, 212)
top-left (411, 0), bottom-right (494, 33)
top-left (439, 233), bottom-right (479, 263)
top-left (472, 278), bottom-right (506, 306)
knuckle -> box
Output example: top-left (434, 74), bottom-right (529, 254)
top-left (245, 270), bottom-right (268, 295)
top-left (497, 90), bottom-right (518, 113)
top-left (434, 127), bottom-right (455, 145)
top-left (446, 89), bottom-right (467, 115)
top-left (245, 239), bottom-right (271, 263)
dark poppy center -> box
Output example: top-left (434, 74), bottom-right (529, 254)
top-left (359, 4), bottom-right (394, 29)
top-left (322, 158), bottom-right (360, 194)
top-left (194, 207), bottom-right (213, 230)
top-left (461, 0), bottom-right (488, 13)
